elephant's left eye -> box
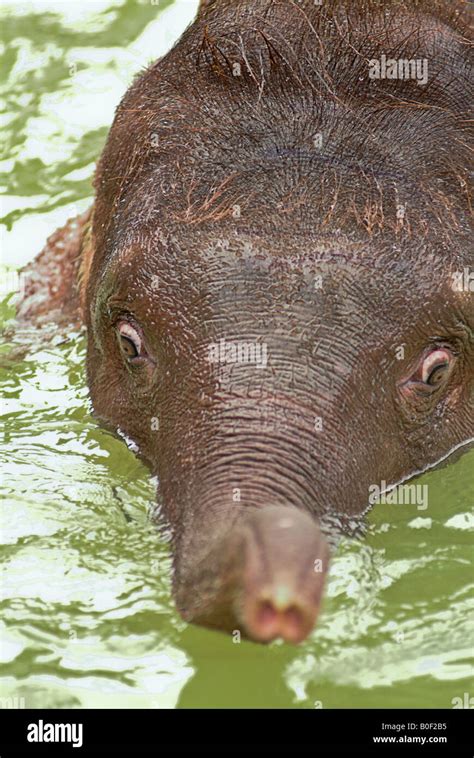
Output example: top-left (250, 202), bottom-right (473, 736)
top-left (414, 348), bottom-right (455, 390)
top-left (116, 321), bottom-right (146, 362)
top-left (421, 349), bottom-right (452, 386)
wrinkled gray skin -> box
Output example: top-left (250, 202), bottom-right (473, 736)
top-left (19, 0), bottom-right (473, 643)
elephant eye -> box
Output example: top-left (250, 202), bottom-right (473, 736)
top-left (420, 349), bottom-right (453, 387)
top-left (402, 347), bottom-right (455, 395)
top-left (399, 346), bottom-right (457, 403)
top-left (116, 321), bottom-right (146, 361)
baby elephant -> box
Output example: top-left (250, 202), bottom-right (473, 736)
top-left (18, 0), bottom-right (473, 643)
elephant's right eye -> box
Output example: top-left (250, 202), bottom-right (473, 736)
top-left (116, 320), bottom-right (147, 362)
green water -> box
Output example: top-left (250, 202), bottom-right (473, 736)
top-left (1, 0), bottom-right (473, 709)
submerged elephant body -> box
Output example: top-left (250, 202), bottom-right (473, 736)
top-left (18, 0), bottom-right (473, 642)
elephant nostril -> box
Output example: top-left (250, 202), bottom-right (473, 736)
top-left (280, 605), bottom-right (307, 639)
top-left (247, 593), bottom-right (314, 644)
top-left (254, 599), bottom-right (279, 627)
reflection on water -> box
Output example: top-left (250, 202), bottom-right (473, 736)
top-left (1, 0), bottom-right (473, 709)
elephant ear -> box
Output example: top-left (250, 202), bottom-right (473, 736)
top-left (16, 206), bottom-right (94, 329)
